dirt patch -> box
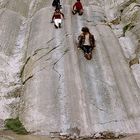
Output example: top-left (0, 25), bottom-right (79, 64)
top-left (0, 131), bottom-right (140, 140)
top-left (0, 130), bottom-right (51, 140)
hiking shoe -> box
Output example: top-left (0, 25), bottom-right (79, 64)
top-left (59, 23), bottom-right (61, 28)
top-left (79, 12), bottom-right (83, 16)
top-left (72, 10), bottom-right (77, 15)
top-left (84, 53), bottom-right (92, 60)
top-left (54, 24), bottom-right (58, 28)
top-left (84, 53), bottom-right (88, 58)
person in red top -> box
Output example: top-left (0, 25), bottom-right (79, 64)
top-left (52, 9), bottom-right (64, 28)
top-left (72, 0), bottom-right (83, 15)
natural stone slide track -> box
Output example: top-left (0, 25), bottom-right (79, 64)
top-left (21, 0), bottom-right (140, 135)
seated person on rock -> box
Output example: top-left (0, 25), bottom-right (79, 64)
top-left (52, 0), bottom-right (62, 9)
top-left (78, 27), bottom-right (96, 60)
top-left (72, 0), bottom-right (83, 15)
top-left (51, 9), bottom-right (64, 29)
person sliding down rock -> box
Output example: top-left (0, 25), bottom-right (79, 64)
top-left (78, 27), bottom-right (96, 60)
top-left (52, 0), bottom-right (62, 10)
top-left (72, 0), bottom-right (83, 15)
top-left (51, 9), bottom-right (64, 29)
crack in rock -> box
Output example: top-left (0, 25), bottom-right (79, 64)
top-left (91, 103), bottom-right (107, 112)
top-left (33, 58), bottom-right (51, 75)
top-left (21, 57), bottom-right (51, 85)
top-left (65, 33), bottom-right (72, 37)
top-left (52, 49), bottom-right (69, 80)
top-left (21, 45), bottom-right (65, 85)
top-left (89, 74), bottom-right (116, 91)
top-left (35, 46), bottom-right (58, 62)
top-left (96, 119), bottom-right (125, 126)
top-left (20, 46), bottom-right (59, 79)
top-left (32, 38), bottom-right (55, 56)
top-left (20, 56), bottom-right (31, 78)
top-left (22, 75), bottom-right (33, 85)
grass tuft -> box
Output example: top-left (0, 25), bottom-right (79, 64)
top-left (123, 23), bottom-right (134, 36)
top-left (4, 117), bottom-right (28, 135)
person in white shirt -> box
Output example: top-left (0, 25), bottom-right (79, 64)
top-left (78, 27), bottom-right (96, 60)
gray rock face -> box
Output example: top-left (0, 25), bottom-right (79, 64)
top-left (0, 0), bottom-right (140, 136)
top-left (0, 0), bottom-right (30, 17)
top-left (105, 0), bottom-right (140, 86)
top-left (0, 5), bottom-right (25, 124)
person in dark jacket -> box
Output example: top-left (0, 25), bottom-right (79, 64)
top-left (52, 9), bottom-right (64, 28)
top-left (72, 0), bottom-right (83, 15)
top-left (78, 27), bottom-right (96, 60)
top-left (52, 0), bottom-right (61, 9)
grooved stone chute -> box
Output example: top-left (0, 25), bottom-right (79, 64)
top-left (0, 0), bottom-right (140, 136)
top-left (20, 0), bottom-right (140, 135)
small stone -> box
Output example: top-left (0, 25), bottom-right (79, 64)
top-left (114, 132), bottom-right (120, 138)
top-left (50, 132), bottom-right (60, 138)
top-left (94, 132), bottom-right (101, 138)
top-left (60, 132), bottom-right (69, 136)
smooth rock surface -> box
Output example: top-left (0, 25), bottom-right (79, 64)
top-left (20, 0), bottom-right (140, 135)
top-left (0, 0), bottom-right (140, 137)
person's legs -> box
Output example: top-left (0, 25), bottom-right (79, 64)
top-left (54, 19), bottom-right (60, 28)
top-left (81, 45), bottom-right (88, 54)
top-left (82, 45), bottom-right (92, 60)
top-left (86, 46), bottom-right (93, 54)
top-left (57, 19), bottom-right (62, 28)
top-left (72, 9), bottom-right (78, 15)
top-left (78, 9), bottom-right (83, 15)
top-left (87, 46), bottom-right (93, 60)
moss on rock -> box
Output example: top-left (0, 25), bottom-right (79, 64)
top-left (4, 117), bottom-right (28, 135)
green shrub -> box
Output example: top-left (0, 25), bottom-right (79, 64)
top-left (123, 23), bottom-right (134, 36)
top-left (4, 117), bottom-right (28, 135)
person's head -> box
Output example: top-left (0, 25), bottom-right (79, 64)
top-left (77, 0), bottom-right (80, 1)
top-left (81, 27), bottom-right (90, 34)
top-left (55, 8), bottom-right (60, 12)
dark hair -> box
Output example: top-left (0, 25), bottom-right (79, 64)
top-left (55, 8), bottom-right (60, 11)
top-left (77, 0), bottom-right (80, 1)
top-left (81, 27), bottom-right (89, 33)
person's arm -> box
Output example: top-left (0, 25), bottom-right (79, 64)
top-left (78, 35), bottom-right (83, 48)
top-left (81, 2), bottom-right (83, 10)
top-left (52, 13), bottom-right (55, 21)
top-left (60, 12), bottom-right (64, 19)
top-left (73, 3), bottom-right (76, 10)
top-left (91, 35), bottom-right (95, 48)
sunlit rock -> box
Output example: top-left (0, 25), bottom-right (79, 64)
top-left (1, 0), bottom-right (140, 135)
top-left (121, 3), bottom-right (140, 24)
top-left (0, 0), bottom-right (30, 17)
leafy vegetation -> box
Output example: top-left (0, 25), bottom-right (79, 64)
top-left (123, 23), bottom-right (134, 36)
top-left (4, 117), bottom-right (28, 135)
